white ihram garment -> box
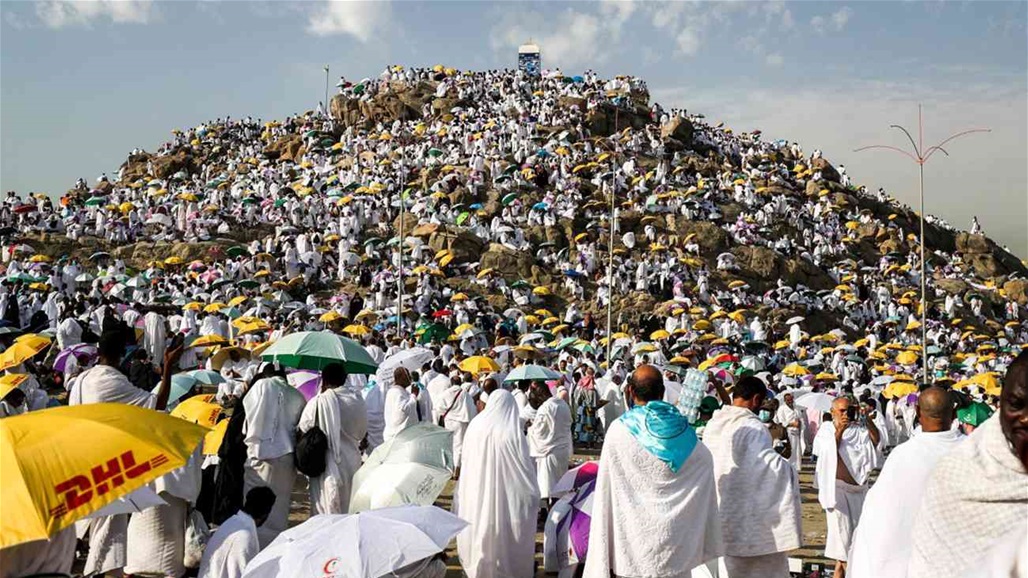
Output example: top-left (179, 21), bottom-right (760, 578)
top-left (812, 422), bottom-right (880, 562)
top-left (455, 390), bottom-right (540, 578)
top-left (198, 511), bottom-right (260, 578)
top-left (583, 420), bottom-right (723, 578)
top-left (297, 387), bottom-right (367, 515)
top-left (440, 384), bottom-right (477, 468)
top-left (848, 428), bottom-right (964, 578)
top-left (527, 397), bottom-right (573, 499)
top-left (908, 415), bottom-right (1028, 578)
top-left (383, 385), bottom-right (419, 442)
top-left (703, 406), bottom-right (801, 577)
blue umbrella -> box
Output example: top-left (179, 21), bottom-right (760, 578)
top-left (563, 270), bottom-right (583, 278)
top-left (469, 203), bottom-right (483, 210)
top-left (536, 149), bottom-right (552, 157)
top-left (504, 364), bottom-right (562, 383)
top-left (158, 374), bottom-right (199, 404)
top-left (187, 369), bottom-right (226, 385)
top-left (532, 202), bottom-right (549, 210)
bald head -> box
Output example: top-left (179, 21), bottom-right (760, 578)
top-left (630, 364), bottom-right (665, 404)
top-left (917, 386), bottom-right (953, 433)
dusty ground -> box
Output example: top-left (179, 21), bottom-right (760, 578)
top-left (287, 449), bottom-right (835, 577)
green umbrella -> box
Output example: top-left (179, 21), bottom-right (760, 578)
top-left (501, 193), bottom-right (518, 206)
top-left (226, 246), bottom-right (247, 258)
top-left (416, 323), bottom-right (451, 345)
top-left (261, 331), bottom-right (379, 373)
top-left (85, 196), bottom-right (105, 206)
top-left (237, 279), bottom-right (260, 289)
top-left (504, 364), bottom-right (561, 383)
top-left (510, 280), bottom-right (531, 289)
top-left (241, 197), bottom-right (259, 205)
top-left (555, 336), bottom-right (579, 351)
top-left (957, 402), bottom-right (994, 427)
top-left (274, 198), bottom-right (289, 208)
top-left (219, 306), bottom-right (242, 320)
top-left (572, 342), bottom-right (596, 354)
top-left (456, 211), bottom-right (470, 226)
top-left (427, 147), bottom-right (444, 158)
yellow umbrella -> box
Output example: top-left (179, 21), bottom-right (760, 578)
top-left (451, 293), bottom-right (469, 302)
top-left (227, 295), bottom-right (248, 307)
top-left (0, 338), bottom-right (51, 371)
top-left (895, 350), bottom-right (919, 365)
top-left (203, 419), bottom-right (230, 456)
top-left (0, 373), bottom-right (28, 399)
top-left (523, 315), bottom-right (540, 326)
top-left (203, 302), bottom-right (227, 314)
top-left (183, 302), bottom-right (203, 311)
top-left (170, 394), bottom-right (222, 427)
top-left (453, 323), bottom-right (475, 336)
top-left (458, 356), bottom-right (499, 375)
top-left (650, 329), bottom-right (671, 340)
top-left (532, 286), bottom-right (551, 296)
top-left (693, 320), bottom-right (712, 331)
top-left (476, 268), bottom-right (495, 279)
top-left (319, 311), bottom-right (344, 323)
top-left (342, 324), bottom-right (371, 336)
top-left (542, 317), bottom-right (560, 326)
top-left (0, 404), bottom-right (206, 548)
top-left (611, 332), bottom-right (630, 340)
top-left (883, 381), bottom-right (919, 399)
top-left (354, 310), bottom-right (378, 322)
top-left (28, 254), bottom-right (52, 263)
top-left (164, 256), bottom-right (184, 266)
top-left (190, 335), bottom-right (229, 348)
top-left (782, 363), bottom-right (810, 377)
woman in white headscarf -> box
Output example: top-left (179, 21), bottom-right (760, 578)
top-left (455, 389), bottom-right (539, 578)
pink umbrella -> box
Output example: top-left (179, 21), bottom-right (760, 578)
top-left (287, 369), bottom-right (321, 401)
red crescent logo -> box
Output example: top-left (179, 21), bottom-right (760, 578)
top-left (323, 558), bottom-right (339, 575)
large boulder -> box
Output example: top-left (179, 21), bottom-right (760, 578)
top-left (264, 135), bottom-right (304, 162)
top-left (427, 228), bottom-right (485, 264)
top-left (811, 157), bottom-right (841, 183)
top-left (660, 117), bottom-right (694, 144)
top-left (955, 233), bottom-right (1027, 279)
top-left (481, 243), bottom-right (539, 282)
top-left (1003, 279), bottom-right (1028, 306)
top-left (676, 220), bottom-right (729, 256)
top-left (585, 103), bottom-right (651, 137)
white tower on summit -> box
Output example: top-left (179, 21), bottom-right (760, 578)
top-left (518, 41), bottom-right (540, 77)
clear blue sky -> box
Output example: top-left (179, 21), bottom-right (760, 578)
top-left (2, 0), bottom-right (1025, 254)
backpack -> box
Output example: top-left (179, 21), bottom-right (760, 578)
top-left (294, 402), bottom-right (328, 477)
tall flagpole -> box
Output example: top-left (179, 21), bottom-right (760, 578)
top-left (606, 107), bottom-right (619, 363)
top-left (323, 65), bottom-right (330, 116)
top-left (855, 105), bottom-right (989, 382)
top-left (397, 156), bottom-right (406, 336)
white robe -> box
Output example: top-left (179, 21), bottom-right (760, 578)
top-left (143, 311), bottom-right (167, 367)
top-left (241, 376), bottom-right (305, 547)
top-left (848, 428), bottom-right (965, 578)
top-left (584, 419), bottom-right (723, 578)
top-left (0, 527), bottom-right (76, 577)
top-left (812, 422), bottom-right (880, 562)
top-left (297, 387), bottom-right (367, 515)
top-left (527, 397), bottom-right (573, 499)
top-left (441, 384), bottom-right (477, 468)
top-left (455, 390), bottom-right (539, 578)
top-left (703, 406), bottom-right (801, 565)
top-left (69, 363), bottom-right (154, 575)
top-left (908, 415), bottom-right (1028, 578)
top-left (198, 511), bottom-right (259, 578)
top-left (383, 385), bottom-right (419, 442)
top-left (774, 402), bottom-right (803, 468)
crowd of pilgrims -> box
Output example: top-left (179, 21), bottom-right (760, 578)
top-left (0, 64), bottom-right (1025, 578)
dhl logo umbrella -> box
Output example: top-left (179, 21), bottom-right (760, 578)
top-left (0, 403), bottom-right (206, 548)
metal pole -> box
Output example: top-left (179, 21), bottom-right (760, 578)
top-left (606, 108), bottom-right (619, 363)
top-left (919, 160), bottom-right (928, 380)
top-left (324, 65), bottom-right (330, 117)
top-left (397, 159), bottom-right (405, 336)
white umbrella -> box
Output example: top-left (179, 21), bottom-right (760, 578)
top-left (870, 375), bottom-right (896, 386)
top-left (349, 423), bottom-right (453, 513)
top-left (146, 214), bottom-right (173, 227)
top-left (786, 316), bottom-right (805, 325)
top-left (243, 505), bottom-right (467, 578)
top-left (794, 392), bottom-right (837, 413)
top-left (740, 356), bottom-right (765, 371)
top-left (378, 347), bottom-right (434, 376)
top-left (86, 486), bottom-right (166, 519)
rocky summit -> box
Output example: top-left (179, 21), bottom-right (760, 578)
top-left (13, 66), bottom-right (1027, 341)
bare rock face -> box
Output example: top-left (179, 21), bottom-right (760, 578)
top-left (811, 157), bottom-right (841, 183)
top-left (1004, 279), bottom-right (1028, 306)
top-left (264, 135), bottom-right (304, 162)
top-left (955, 233), bottom-right (1027, 280)
top-left (427, 228), bottom-right (486, 265)
top-left (660, 116), bottom-right (694, 144)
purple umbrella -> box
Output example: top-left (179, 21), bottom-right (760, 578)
top-left (567, 480), bottom-right (595, 559)
top-left (287, 369), bottom-right (320, 401)
top-left (53, 344), bottom-right (98, 373)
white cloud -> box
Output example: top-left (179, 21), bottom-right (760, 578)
top-left (812, 6), bottom-right (853, 34)
top-left (831, 7), bottom-right (853, 30)
top-left (34, 0), bottom-right (154, 28)
top-left (490, 5), bottom-right (628, 68)
top-left (765, 53), bottom-right (784, 67)
top-left (675, 27), bottom-right (701, 56)
top-left (306, 0), bottom-right (392, 42)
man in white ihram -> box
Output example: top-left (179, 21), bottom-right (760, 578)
top-left (847, 387), bottom-right (964, 578)
top-left (813, 396), bottom-right (880, 578)
top-left (703, 376), bottom-right (802, 577)
top-left (242, 362), bottom-right (306, 547)
top-left (774, 392), bottom-right (803, 471)
top-left (585, 365), bottom-right (722, 578)
top-left (383, 367), bottom-right (421, 442)
top-left (198, 487), bottom-right (276, 578)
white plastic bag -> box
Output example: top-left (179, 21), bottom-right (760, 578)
top-left (183, 509), bottom-right (210, 569)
